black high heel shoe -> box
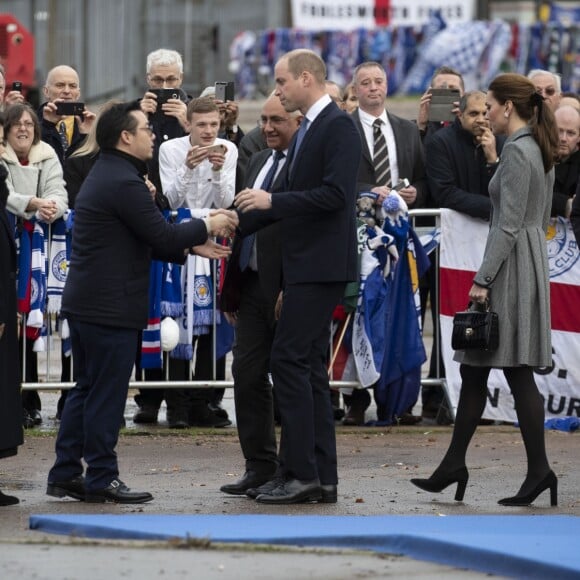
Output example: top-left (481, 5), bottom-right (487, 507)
top-left (411, 466), bottom-right (469, 501)
top-left (498, 470), bottom-right (557, 507)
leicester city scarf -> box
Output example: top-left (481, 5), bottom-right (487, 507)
top-left (27, 221), bottom-right (46, 329)
top-left (47, 216), bottom-right (68, 314)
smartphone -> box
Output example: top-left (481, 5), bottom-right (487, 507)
top-left (150, 88), bottom-right (183, 107)
top-left (56, 101), bottom-right (85, 116)
top-left (199, 144), bottom-right (227, 155)
top-left (428, 88), bottom-right (460, 123)
top-left (391, 178), bottom-right (410, 192)
top-left (12, 81), bottom-right (22, 92)
top-left (214, 81), bottom-right (235, 102)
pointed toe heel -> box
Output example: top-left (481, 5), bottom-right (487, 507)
top-left (411, 466), bottom-right (469, 502)
top-left (498, 470), bottom-right (557, 507)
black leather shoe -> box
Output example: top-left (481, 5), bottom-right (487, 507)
top-left (0, 489), bottom-right (19, 506)
top-left (46, 476), bottom-right (86, 501)
top-left (167, 411), bottom-right (189, 429)
top-left (133, 405), bottom-right (159, 424)
top-left (246, 476), bottom-right (286, 499)
top-left (208, 403), bottom-right (229, 420)
top-left (256, 478), bottom-right (322, 504)
top-left (30, 409), bottom-right (42, 425)
top-left (220, 470), bottom-right (273, 495)
top-left (320, 484), bottom-right (338, 503)
top-left (23, 409), bottom-right (36, 429)
top-left (188, 406), bottom-right (231, 428)
top-left (85, 479), bottom-right (153, 504)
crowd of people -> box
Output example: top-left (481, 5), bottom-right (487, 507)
top-left (0, 48), bottom-right (578, 506)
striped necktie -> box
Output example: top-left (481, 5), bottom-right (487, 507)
top-left (372, 118), bottom-right (391, 187)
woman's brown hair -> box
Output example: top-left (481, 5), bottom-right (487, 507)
top-left (488, 73), bottom-right (558, 173)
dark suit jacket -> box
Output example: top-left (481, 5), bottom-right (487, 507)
top-left (351, 108), bottom-right (427, 208)
top-left (425, 119), bottom-right (505, 220)
top-left (62, 150), bottom-right (209, 330)
top-left (221, 148), bottom-right (285, 313)
top-left (552, 149), bottom-right (580, 217)
top-left (239, 101), bottom-right (362, 285)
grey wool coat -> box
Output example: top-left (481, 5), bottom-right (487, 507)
top-left (455, 126), bottom-right (554, 368)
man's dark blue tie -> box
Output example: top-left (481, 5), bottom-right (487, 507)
top-left (239, 150), bottom-right (285, 272)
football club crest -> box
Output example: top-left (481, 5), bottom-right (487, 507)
top-left (546, 218), bottom-right (579, 279)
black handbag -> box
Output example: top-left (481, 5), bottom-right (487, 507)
top-left (451, 302), bottom-right (499, 351)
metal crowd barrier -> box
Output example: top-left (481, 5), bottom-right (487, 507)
top-left (21, 210), bottom-right (446, 398)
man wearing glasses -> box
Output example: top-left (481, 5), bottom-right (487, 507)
top-left (133, 49), bottom-right (192, 426)
top-left (527, 69), bottom-right (562, 111)
top-left (139, 48), bottom-right (190, 202)
top-left (220, 94), bottom-right (301, 497)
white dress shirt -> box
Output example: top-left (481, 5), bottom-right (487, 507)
top-left (357, 107), bottom-right (399, 186)
top-left (158, 136), bottom-right (237, 215)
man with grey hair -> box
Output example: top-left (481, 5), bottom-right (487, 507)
top-left (133, 48), bottom-right (192, 425)
top-left (527, 69), bottom-right (562, 111)
top-left (139, 48), bottom-right (190, 198)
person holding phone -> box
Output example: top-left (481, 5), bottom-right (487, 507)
top-left (156, 96), bottom-right (237, 429)
top-left (0, 67), bottom-right (25, 110)
top-left (416, 66), bottom-right (465, 143)
top-left (39, 65), bottom-right (96, 165)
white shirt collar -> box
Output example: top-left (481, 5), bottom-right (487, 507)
top-left (358, 106), bottom-right (389, 129)
top-left (302, 94), bottom-right (332, 126)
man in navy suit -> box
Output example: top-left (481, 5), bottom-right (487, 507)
top-left (235, 49), bottom-right (362, 504)
top-left (219, 94), bottom-right (301, 496)
top-left (46, 101), bottom-right (237, 504)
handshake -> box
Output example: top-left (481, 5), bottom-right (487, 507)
top-left (206, 208), bottom-right (239, 237)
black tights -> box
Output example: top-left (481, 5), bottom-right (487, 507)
top-left (437, 364), bottom-right (550, 494)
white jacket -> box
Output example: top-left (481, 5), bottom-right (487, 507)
top-left (2, 140), bottom-right (68, 220)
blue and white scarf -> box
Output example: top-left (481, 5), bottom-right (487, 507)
top-left (28, 221), bottom-right (46, 329)
top-left (47, 216), bottom-right (69, 314)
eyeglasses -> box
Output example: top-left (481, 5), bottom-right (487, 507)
top-left (138, 124), bottom-right (154, 135)
top-left (536, 87), bottom-right (557, 97)
top-left (14, 121), bottom-right (35, 129)
top-left (257, 116), bottom-right (290, 127)
top-left (148, 75), bottom-right (181, 88)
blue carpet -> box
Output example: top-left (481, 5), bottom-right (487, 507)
top-left (30, 514), bottom-right (580, 579)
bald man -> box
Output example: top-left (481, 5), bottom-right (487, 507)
top-left (552, 105), bottom-right (580, 218)
top-left (39, 65), bottom-right (96, 164)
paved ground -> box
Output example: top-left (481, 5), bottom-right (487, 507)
top-left (1, 415), bottom-right (578, 579)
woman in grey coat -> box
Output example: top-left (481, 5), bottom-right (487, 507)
top-left (412, 73), bottom-right (559, 506)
